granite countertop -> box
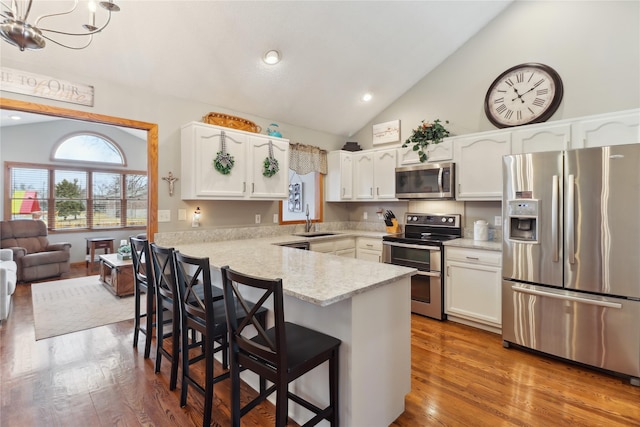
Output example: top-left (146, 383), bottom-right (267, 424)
top-left (173, 232), bottom-right (414, 307)
top-left (443, 238), bottom-right (502, 252)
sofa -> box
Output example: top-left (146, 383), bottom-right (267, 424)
top-left (1, 249), bottom-right (17, 322)
top-left (0, 220), bottom-right (72, 283)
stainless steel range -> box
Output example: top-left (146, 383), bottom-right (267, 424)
top-left (382, 213), bottom-right (462, 319)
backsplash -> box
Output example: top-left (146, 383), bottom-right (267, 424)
top-left (154, 220), bottom-right (386, 246)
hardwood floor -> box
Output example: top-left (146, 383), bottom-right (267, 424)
top-left (2, 266), bottom-right (639, 426)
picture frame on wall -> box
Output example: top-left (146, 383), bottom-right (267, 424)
top-left (372, 119), bottom-right (400, 145)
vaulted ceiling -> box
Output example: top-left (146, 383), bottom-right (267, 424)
top-left (1, 1), bottom-right (512, 136)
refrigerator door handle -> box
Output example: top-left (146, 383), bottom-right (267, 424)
top-left (552, 175), bottom-right (559, 262)
top-left (567, 174), bottom-right (576, 264)
top-left (511, 285), bottom-right (622, 309)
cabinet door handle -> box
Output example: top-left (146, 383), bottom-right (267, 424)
top-left (447, 266), bottom-right (450, 277)
top-left (376, 187), bottom-right (380, 196)
top-left (465, 256), bottom-right (480, 260)
top-left (365, 244), bottom-right (373, 248)
top-left (370, 187), bottom-right (373, 196)
top-left (252, 183), bottom-right (255, 194)
top-left (243, 182), bottom-right (246, 192)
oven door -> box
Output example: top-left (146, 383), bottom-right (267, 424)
top-left (383, 241), bottom-right (445, 320)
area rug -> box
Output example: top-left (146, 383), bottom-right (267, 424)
top-left (31, 275), bottom-right (139, 340)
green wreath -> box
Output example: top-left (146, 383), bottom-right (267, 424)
top-left (213, 151), bottom-right (235, 175)
top-left (263, 156), bottom-right (279, 177)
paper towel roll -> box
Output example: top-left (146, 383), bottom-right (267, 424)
top-left (474, 220), bottom-right (489, 241)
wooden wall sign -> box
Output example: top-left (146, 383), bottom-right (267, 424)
top-left (0, 67), bottom-right (94, 107)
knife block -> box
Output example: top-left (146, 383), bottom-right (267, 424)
top-left (386, 218), bottom-right (401, 234)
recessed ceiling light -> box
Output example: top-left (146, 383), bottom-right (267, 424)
top-left (263, 50), bottom-right (281, 65)
top-left (361, 93), bottom-right (373, 102)
top-left (9, 115), bottom-right (21, 121)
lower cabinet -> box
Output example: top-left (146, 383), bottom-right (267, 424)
top-left (445, 246), bottom-right (502, 333)
top-left (310, 237), bottom-right (356, 258)
top-left (356, 237), bottom-right (382, 262)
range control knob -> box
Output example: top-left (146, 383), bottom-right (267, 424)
top-left (441, 217), bottom-right (447, 223)
top-left (448, 217), bottom-right (454, 223)
top-left (412, 216), bottom-right (418, 222)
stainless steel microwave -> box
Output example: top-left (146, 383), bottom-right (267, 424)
top-left (395, 162), bottom-right (455, 200)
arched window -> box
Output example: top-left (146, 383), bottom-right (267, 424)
top-left (53, 133), bottom-right (125, 165)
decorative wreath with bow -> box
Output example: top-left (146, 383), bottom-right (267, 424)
top-left (213, 131), bottom-right (235, 175)
top-left (262, 140), bottom-right (279, 177)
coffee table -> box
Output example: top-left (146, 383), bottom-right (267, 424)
top-left (99, 253), bottom-right (134, 297)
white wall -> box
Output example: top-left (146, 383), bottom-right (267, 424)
top-left (346, 0), bottom-right (639, 233)
top-left (350, 1), bottom-right (640, 147)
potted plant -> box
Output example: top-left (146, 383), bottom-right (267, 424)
top-left (402, 119), bottom-right (450, 162)
top-left (117, 244), bottom-right (132, 260)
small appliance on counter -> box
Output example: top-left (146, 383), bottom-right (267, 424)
top-left (473, 220), bottom-right (489, 241)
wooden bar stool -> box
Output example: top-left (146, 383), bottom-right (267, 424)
top-left (221, 265), bottom-right (341, 427)
top-left (86, 237), bottom-right (114, 273)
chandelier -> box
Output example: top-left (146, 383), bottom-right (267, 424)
top-left (0, 0), bottom-right (120, 51)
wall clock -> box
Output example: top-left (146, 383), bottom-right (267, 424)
top-left (484, 63), bottom-right (563, 128)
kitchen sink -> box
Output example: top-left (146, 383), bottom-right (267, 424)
top-left (293, 232), bottom-right (338, 237)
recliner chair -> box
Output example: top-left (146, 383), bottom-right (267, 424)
top-left (0, 220), bottom-right (72, 282)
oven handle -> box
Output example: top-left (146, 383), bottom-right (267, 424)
top-left (414, 270), bottom-right (441, 278)
top-left (383, 241), bottom-right (441, 252)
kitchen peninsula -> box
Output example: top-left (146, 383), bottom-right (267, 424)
top-left (165, 233), bottom-right (415, 427)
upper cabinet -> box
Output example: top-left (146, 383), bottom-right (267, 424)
top-left (353, 149), bottom-right (397, 200)
top-left (326, 151), bottom-right (354, 201)
top-left (572, 110), bottom-right (640, 148)
top-left (398, 138), bottom-right (453, 166)
top-left (181, 122), bottom-right (289, 200)
top-left (511, 122), bottom-right (572, 154)
top-left (328, 148), bottom-right (397, 202)
top-left (454, 130), bottom-right (511, 201)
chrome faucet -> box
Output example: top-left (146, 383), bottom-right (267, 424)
top-left (305, 209), bottom-right (313, 233)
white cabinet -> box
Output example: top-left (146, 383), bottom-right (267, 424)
top-left (353, 149), bottom-right (397, 200)
top-left (511, 123), bottom-right (572, 154)
top-left (353, 152), bottom-right (375, 200)
top-left (572, 109), bottom-right (640, 148)
top-left (445, 247), bottom-right (502, 333)
top-left (310, 237), bottom-right (356, 258)
top-left (326, 151), bottom-right (354, 201)
top-left (248, 136), bottom-right (290, 198)
top-left (356, 237), bottom-right (382, 262)
top-left (454, 131), bottom-right (511, 200)
top-left (398, 138), bottom-right (453, 165)
top-left (181, 122), bottom-right (289, 200)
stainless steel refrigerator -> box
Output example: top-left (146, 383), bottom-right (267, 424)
top-left (502, 144), bottom-right (640, 386)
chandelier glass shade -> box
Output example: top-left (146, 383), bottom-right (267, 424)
top-left (0, 0), bottom-right (119, 51)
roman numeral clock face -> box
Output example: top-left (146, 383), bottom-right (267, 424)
top-left (484, 63), bottom-right (563, 128)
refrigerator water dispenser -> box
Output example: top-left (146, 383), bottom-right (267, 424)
top-left (507, 199), bottom-right (539, 243)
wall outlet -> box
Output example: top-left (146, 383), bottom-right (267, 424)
top-left (158, 210), bottom-right (171, 222)
top-left (363, 211), bottom-right (368, 220)
top-left (255, 214), bottom-right (261, 224)
top-left (273, 213), bottom-right (279, 223)
top-left (178, 209), bottom-right (187, 221)
top-left (494, 215), bottom-right (502, 227)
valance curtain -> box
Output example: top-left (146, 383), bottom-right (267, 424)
top-left (289, 143), bottom-right (328, 175)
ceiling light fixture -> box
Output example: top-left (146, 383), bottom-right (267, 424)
top-left (361, 93), bottom-right (373, 102)
top-left (0, 0), bottom-right (120, 51)
top-left (9, 115), bottom-right (21, 120)
top-left (263, 49), bottom-right (281, 65)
